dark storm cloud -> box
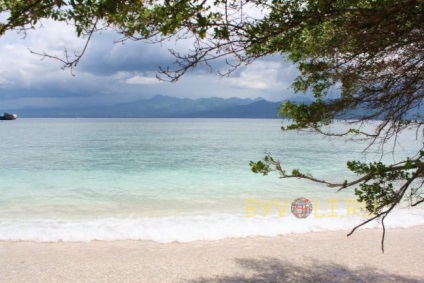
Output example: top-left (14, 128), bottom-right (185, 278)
top-left (78, 31), bottom-right (177, 76)
top-left (78, 31), bottom-right (242, 79)
top-left (0, 20), bottom-right (304, 109)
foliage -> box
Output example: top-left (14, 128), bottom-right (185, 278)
top-left (1, 0), bottom-right (423, 251)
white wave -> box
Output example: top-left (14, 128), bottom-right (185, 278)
top-left (1, 208), bottom-right (423, 243)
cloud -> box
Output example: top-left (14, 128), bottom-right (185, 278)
top-left (78, 31), bottom-right (181, 76)
top-left (223, 60), bottom-right (297, 90)
top-left (0, 77), bottom-right (11, 86)
top-left (126, 74), bottom-right (162, 85)
top-left (0, 19), bottom-right (304, 109)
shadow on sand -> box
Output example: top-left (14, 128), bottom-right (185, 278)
top-left (192, 257), bottom-right (421, 283)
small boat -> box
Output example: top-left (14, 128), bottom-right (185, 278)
top-left (0, 112), bottom-right (17, 120)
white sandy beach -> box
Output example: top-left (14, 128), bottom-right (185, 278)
top-left (1, 226), bottom-right (423, 283)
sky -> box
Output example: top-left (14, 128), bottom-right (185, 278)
top-left (0, 19), bottom-right (303, 110)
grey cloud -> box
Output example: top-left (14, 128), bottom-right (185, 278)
top-left (0, 20), bottom-right (308, 110)
top-left (78, 32), bottom-right (178, 76)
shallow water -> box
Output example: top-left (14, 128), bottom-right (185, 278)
top-left (0, 118), bottom-right (422, 242)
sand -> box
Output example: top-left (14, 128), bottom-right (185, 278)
top-left (0, 226), bottom-right (423, 283)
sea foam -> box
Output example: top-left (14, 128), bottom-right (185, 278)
top-left (1, 208), bottom-right (423, 243)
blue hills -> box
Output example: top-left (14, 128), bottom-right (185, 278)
top-left (12, 95), bottom-right (312, 118)
top-left (9, 94), bottom-right (423, 119)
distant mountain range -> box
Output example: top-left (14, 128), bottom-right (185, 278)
top-left (10, 95), bottom-right (313, 118)
top-left (6, 94), bottom-right (423, 119)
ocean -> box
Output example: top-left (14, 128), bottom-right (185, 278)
top-left (0, 118), bottom-right (423, 242)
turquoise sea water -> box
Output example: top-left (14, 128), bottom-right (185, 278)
top-left (0, 118), bottom-right (423, 242)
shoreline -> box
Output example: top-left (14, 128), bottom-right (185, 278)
top-left (1, 226), bottom-right (423, 282)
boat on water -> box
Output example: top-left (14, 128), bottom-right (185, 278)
top-left (0, 112), bottom-right (17, 120)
